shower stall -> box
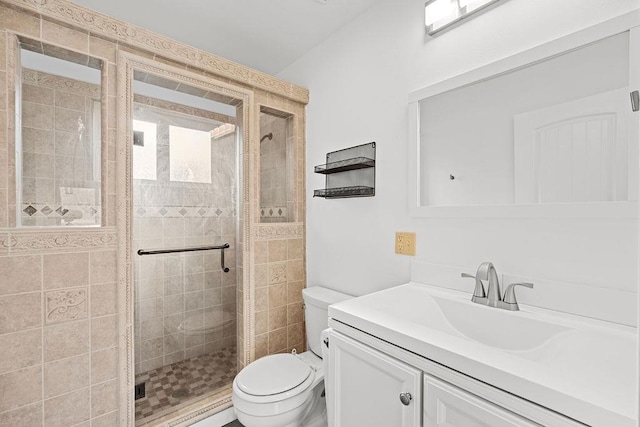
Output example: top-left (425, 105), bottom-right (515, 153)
top-left (130, 71), bottom-right (242, 424)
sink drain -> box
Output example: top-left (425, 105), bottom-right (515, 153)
top-left (172, 388), bottom-right (189, 399)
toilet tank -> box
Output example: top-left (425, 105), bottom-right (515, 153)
top-left (302, 286), bottom-right (352, 357)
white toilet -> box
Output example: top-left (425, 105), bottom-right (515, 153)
top-left (232, 286), bottom-right (352, 427)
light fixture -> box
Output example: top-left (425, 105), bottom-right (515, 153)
top-left (425, 0), bottom-right (500, 36)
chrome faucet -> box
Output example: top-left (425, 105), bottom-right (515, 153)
top-left (476, 262), bottom-right (501, 308)
top-left (461, 262), bottom-right (533, 311)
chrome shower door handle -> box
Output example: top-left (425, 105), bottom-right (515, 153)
top-left (399, 392), bottom-right (412, 406)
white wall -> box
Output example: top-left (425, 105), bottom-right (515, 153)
top-left (278, 0), bottom-right (639, 324)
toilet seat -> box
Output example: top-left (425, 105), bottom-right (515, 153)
top-left (236, 353), bottom-right (312, 396)
top-left (233, 354), bottom-right (317, 406)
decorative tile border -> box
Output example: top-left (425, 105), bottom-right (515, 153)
top-left (45, 287), bottom-right (88, 324)
top-left (0, 227), bottom-right (117, 253)
top-left (23, 69), bottom-right (100, 98)
top-left (260, 206), bottom-right (287, 220)
top-left (133, 205), bottom-right (235, 219)
top-left (254, 222), bottom-right (304, 240)
top-left (22, 203), bottom-right (99, 219)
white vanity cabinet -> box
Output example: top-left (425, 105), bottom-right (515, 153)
top-left (328, 329), bottom-right (584, 427)
top-left (423, 375), bottom-right (542, 427)
top-left (328, 330), bottom-right (422, 427)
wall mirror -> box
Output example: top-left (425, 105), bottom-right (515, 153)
top-left (16, 38), bottom-right (103, 226)
top-left (408, 14), bottom-right (640, 218)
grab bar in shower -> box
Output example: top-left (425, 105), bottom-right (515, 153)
top-left (137, 243), bottom-right (231, 273)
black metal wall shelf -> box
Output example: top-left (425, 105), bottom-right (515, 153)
top-left (314, 157), bottom-right (375, 174)
top-left (314, 142), bottom-right (376, 199)
top-left (313, 186), bottom-right (375, 198)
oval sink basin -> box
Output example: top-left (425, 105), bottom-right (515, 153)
top-left (431, 295), bottom-right (574, 351)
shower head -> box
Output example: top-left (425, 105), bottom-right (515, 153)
top-left (260, 132), bottom-right (273, 143)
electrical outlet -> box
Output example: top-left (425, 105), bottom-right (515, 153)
top-left (395, 232), bottom-right (416, 256)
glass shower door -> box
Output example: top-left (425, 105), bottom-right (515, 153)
top-left (131, 74), bottom-right (240, 424)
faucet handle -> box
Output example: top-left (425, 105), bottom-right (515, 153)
top-left (461, 273), bottom-right (486, 303)
top-left (502, 282), bottom-right (534, 309)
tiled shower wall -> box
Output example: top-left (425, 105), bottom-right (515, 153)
top-left (20, 70), bottom-right (101, 227)
top-left (260, 112), bottom-right (294, 223)
top-left (133, 103), bottom-right (238, 375)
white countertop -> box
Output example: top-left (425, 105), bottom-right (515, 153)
top-left (328, 282), bottom-right (638, 427)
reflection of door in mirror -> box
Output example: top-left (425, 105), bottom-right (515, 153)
top-left (260, 107), bottom-right (294, 223)
top-left (418, 31), bottom-right (636, 207)
top-left (17, 39), bottom-right (102, 226)
top-left (515, 88), bottom-right (634, 204)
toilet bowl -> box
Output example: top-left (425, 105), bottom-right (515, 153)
top-left (233, 351), bottom-right (325, 427)
top-left (232, 286), bottom-right (352, 427)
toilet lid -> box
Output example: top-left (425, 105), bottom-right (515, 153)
top-left (236, 354), bottom-right (312, 396)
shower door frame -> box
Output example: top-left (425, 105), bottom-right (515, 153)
top-left (116, 51), bottom-right (256, 426)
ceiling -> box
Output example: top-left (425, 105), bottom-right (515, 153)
top-left (70, 0), bottom-right (382, 75)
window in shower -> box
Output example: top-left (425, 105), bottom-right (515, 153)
top-left (169, 125), bottom-right (212, 184)
top-left (133, 120), bottom-right (158, 181)
top-left (16, 39), bottom-right (103, 227)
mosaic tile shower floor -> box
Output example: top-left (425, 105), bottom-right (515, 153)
top-left (135, 347), bottom-right (237, 425)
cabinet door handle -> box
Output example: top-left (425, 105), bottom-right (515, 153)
top-left (399, 392), bottom-right (412, 406)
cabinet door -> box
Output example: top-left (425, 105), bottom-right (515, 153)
top-left (424, 374), bottom-right (542, 427)
top-left (328, 331), bottom-right (421, 427)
